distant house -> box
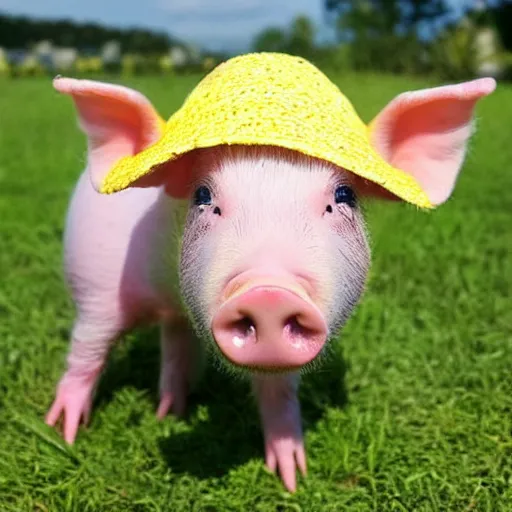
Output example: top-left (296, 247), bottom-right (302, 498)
top-left (458, 5), bottom-right (505, 78)
top-left (169, 43), bottom-right (202, 68)
top-left (169, 46), bottom-right (188, 67)
top-left (5, 49), bottom-right (30, 66)
top-left (33, 40), bottom-right (54, 70)
top-left (1, 36), bottom-right (204, 77)
top-left (474, 26), bottom-right (503, 77)
top-left (33, 40), bottom-right (53, 58)
top-left (101, 41), bottom-right (121, 68)
top-left (52, 47), bottom-right (78, 72)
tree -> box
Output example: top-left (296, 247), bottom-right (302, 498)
top-left (324, 0), bottom-right (450, 72)
top-left (252, 16), bottom-right (316, 59)
top-left (252, 27), bottom-right (287, 53)
top-left (0, 13), bottom-right (175, 52)
top-left (325, 0), bottom-right (450, 39)
top-left (287, 15), bottom-right (316, 58)
top-left (403, 0), bottom-right (450, 33)
top-left (490, 0), bottom-right (512, 52)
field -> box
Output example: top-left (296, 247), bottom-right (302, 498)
top-left (0, 71), bottom-right (511, 511)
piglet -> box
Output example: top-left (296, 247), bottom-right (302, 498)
top-left (46, 75), bottom-right (495, 491)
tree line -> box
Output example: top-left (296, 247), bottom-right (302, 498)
top-left (0, 12), bottom-right (176, 53)
top-left (3, 1), bottom-right (512, 80)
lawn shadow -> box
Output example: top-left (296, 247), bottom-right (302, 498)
top-left (93, 326), bottom-right (163, 408)
top-left (93, 327), bottom-right (349, 480)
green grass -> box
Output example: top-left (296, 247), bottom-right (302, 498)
top-left (0, 70), bottom-right (511, 511)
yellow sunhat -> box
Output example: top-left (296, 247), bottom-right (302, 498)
top-left (100, 52), bottom-right (432, 208)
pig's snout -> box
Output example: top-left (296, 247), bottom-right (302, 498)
top-left (211, 280), bottom-right (327, 371)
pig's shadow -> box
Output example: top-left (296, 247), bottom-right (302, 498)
top-left (94, 327), bottom-right (348, 480)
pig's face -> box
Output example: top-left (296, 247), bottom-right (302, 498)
top-left (179, 146), bottom-right (370, 374)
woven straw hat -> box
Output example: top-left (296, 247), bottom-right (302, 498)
top-left (100, 52), bottom-right (432, 208)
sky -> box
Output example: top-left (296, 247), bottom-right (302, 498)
top-left (0, 0), bottom-right (476, 53)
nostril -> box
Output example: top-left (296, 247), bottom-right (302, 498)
top-left (213, 287), bottom-right (329, 369)
top-left (233, 316), bottom-right (256, 336)
top-left (284, 315), bottom-right (318, 341)
top-left (285, 316), bottom-right (305, 336)
top-left (227, 316), bottom-right (257, 347)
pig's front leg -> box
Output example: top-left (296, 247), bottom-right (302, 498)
top-left (46, 318), bottom-right (118, 443)
top-left (156, 319), bottom-right (198, 419)
top-left (252, 374), bottom-right (306, 492)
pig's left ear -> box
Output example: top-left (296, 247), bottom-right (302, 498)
top-left (358, 78), bottom-right (496, 206)
top-left (54, 76), bottom-right (166, 191)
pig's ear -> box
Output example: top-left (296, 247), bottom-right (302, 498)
top-left (357, 78), bottom-right (496, 206)
top-left (54, 76), bottom-right (165, 192)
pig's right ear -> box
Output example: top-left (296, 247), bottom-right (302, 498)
top-left (54, 77), bottom-right (165, 192)
top-left (354, 77), bottom-right (496, 206)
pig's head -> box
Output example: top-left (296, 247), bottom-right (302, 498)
top-left (55, 75), bottom-right (495, 374)
top-left (178, 145), bottom-right (370, 373)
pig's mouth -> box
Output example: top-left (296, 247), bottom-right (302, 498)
top-left (211, 277), bottom-right (328, 373)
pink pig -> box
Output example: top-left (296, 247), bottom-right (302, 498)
top-left (46, 75), bottom-right (495, 491)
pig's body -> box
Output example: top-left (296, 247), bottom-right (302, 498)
top-left (46, 70), bottom-right (495, 493)
top-left (64, 169), bottom-right (183, 335)
top-left (52, 169), bottom-right (198, 433)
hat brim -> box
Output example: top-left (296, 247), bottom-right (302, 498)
top-left (100, 123), bottom-right (433, 209)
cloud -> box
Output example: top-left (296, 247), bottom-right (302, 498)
top-left (156, 0), bottom-right (314, 27)
top-left (153, 0), bottom-right (326, 50)
top-left (0, 0), bottom-right (71, 14)
top-left (157, 0), bottom-right (262, 16)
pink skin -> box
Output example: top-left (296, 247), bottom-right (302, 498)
top-left (211, 283), bottom-right (328, 369)
top-left (357, 77), bottom-right (497, 203)
top-left (157, 320), bottom-right (199, 419)
top-left (47, 76), bottom-right (495, 491)
top-left (253, 374), bottom-right (306, 492)
top-left (45, 171), bottom-right (185, 440)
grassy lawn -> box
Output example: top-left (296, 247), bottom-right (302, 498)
top-left (0, 70), bottom-right (511, 511)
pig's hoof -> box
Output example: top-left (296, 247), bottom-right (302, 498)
top-left (156, 390), bottom-right (186, 420)
top-left (265, 436), bottom-right (307, 493)
top-left (45, 381), bottom-right (94, 444)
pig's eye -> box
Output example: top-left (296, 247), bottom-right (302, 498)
top-left (334, 185), bottom-right (356, 207)
top-left (193, 186), bottom-right (212, 206)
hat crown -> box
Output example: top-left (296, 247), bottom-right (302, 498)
top-left (168, 52), bottom-right (367, 138)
